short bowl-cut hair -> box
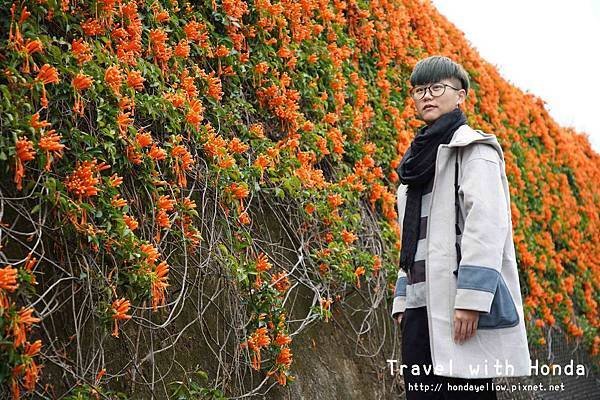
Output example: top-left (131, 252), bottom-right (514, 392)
top-left (410, 56), bottom-right (470, 94)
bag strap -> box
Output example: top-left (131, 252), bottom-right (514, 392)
top-left (453, 149), bottom-right (462, 277)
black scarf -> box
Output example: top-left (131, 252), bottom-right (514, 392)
top-left (397, 107), bottom-right (467, 273)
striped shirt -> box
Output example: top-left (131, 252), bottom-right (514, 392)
top-left (404, 177), bottom-right (434, 309)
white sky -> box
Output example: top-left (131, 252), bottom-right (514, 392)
top-left (431, 0), bottom-right (600, 153)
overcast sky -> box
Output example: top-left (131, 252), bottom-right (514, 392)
top-left (430, 0), bottom-right (600, 153)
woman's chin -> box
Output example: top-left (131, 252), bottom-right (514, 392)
top-left (423, 116), bottom-right (439, 125)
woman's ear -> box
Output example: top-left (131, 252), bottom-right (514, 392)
top-left (456, 89), bottom-right (466, 107)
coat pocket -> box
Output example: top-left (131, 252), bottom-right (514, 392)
top-left (477, 274), bottom-right (519, 329)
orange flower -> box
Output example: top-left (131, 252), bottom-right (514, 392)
top-left (17, 5), bottom-right (31, 24)
top-left (153, 5), bottom-right (170, 23)
top-left (108, 173), bottom-right (123, 187)
top-left (30, 113), bottom-right (51, 130)
top-left (229, 182), bottom-right (249, 200)
top-left (117, 111), bottom-right (133, 137)
top-left (327, 193), bottom-right (344, 208)
top-left (372, 255), bottom-right (381, 276)
top-left (354, 266), bottom-right (366, 288)
top-left (81, 18), bottom-right (104, 36)
top-left (592, 336), bottom-right (600, 356)
top-left (319, 297), bottom-right (333, 322)
top-left (274, 332), bottom-right (292, 347)
top-left (10, 375), bottom-right (20, 399)
top-left (148, 28), bottom-right (172, 70)
top-left (215, 45), bottom-right (229, 57)
top-left (0, 266), bottom-right (19, 292)
top-left (65, 159), bottom-right (107, 199)
top-left (95, 368), bottom-right (106, 384)
top-left (140, 243), bottom-right (160, 265)
top-left (21, 39), bottom-right (43, 73)
top-left (156, 210), bottom-right (170, 230)
top-left (38, 129), bottom-right (65, 170)
top-left (171, 142), bottom-right (194, 187)
top-left (111, 195), bottom-right (128, 208)
top-left (71, 38), bottom-right (92, 65)
top-left (223, 0), bottom-right (249, 20)
top-left (148, 144), bottom-right (167, 161)
top-left (243, 327), bottom-right (271, 370)
top-left (22, 359), bottom-right (40, 392)
top-left (123, 215), bottom-right (138, 231)
top-left (156, 196), bottom-right (175, 211)
top-left (275, 370), bottom-right (289, 386)
top-left (136, 131), bottom-right (153, 148)
top-left (184, 21), bottom-right (209, 47)
top-left (72, 73), bottom-right (93, 91)
top-left (14, 137), bottom-right (35, 190)
top-left (151, 261), bottom-right (169, 311)
top-left (111, 298), bottom-right (132, 337)
top-left (254, 62), bottom-right (269, 75)
top-left (228, 137), bottom-right (249, 154)
top-left (316, 136), bottom-right (329, 155)
top-left (186, 99), bottom-right (204, 128)
top-left (218, 155), bottom-right (235, 169)
top-left (306, 53), bottom-right (318, 64)
top-left (23, 255), bottom-right (37, 273)
top-left (12, 307), bottom-right (40, 347)
top-left (36, 64), bottom-right (59, 107)
top-left (36, 64), bottom-right (59, 85)
top-left (104, 65), bottom-right (123, 97)
top-left (564, 275), bottom-right (575, 295)
top-left (181, 197), bottom-right (196, 210)
top-left (276, 347), bottom-right (293, 368)
top-left (24, 340), bottom-right (42, 357)
top-left (174, 39), bottom-right (190, 58)
top-left (238, 211), bottom-right (251, 225)
top-left (341, 229), bottom-right (357, 245)
top-left (180, 69), bottom-right (198, 99)
top-left (535, 319), bottom-right (545, 328)
top-left (127, 70), bottom-right (145, 91)
top-left (256, 253), bottom-right (272, 272)
top-left (326, 127), bottom-right (345, 155)
top-left (126, 145), bottom-right (143, 165)
top-left (203, 71), bottom-right (223, 101)
top-left (253, 154), bottom-right (270, 171)
top-left (323, 112), bottom-right (338, 125)
top-left (318, 263), bottom-right (329, 275)
top-left (249, 123), bottom-right (265, 138)
top-left (271, 272), bottom-right (290, 293)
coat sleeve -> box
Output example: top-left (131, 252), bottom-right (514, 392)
top-left (391, 184), bottom-right (408, 319)
top-left (391, 270), bottom-right (407, 318)
top-left (454, 144), bottom-right (509, 313)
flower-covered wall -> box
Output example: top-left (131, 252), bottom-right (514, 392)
top-left (0, 0), bottom-right (598, 397)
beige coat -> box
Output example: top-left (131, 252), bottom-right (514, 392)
top-left (391, 124), bottom-right (531, 378)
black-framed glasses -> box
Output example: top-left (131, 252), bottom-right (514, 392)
top-left (410, 83), bottom-right (461, 100)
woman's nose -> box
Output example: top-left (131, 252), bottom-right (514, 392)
top-left (422, 87), bottom-right (434, 100)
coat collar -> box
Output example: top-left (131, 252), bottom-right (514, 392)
top-left (446, 124), bottom-right (504, 161)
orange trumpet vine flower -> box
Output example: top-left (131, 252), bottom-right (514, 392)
top-left (14, 138), bottom-right (35, 190)
top-left (35, 64), bottom-right (59, 108)
top-left (111, 298), bottom-right (132, 337)
top-left (38, 129), bottom-right (65, 170)
top-left (151, 261), bottom-right (169, 311)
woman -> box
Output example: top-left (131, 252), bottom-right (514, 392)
top-left (391, 55), bottom-right (531, 399)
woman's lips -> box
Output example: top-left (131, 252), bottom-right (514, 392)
top-left (423, 105), bottom-right (436, 111)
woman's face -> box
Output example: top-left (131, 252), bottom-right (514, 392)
top-left (412, 78), bottom-right (466, 125)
